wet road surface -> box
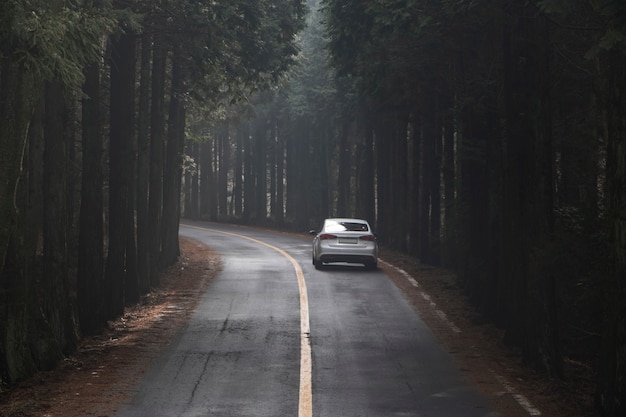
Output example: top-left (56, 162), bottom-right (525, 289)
top-left (117, 221), bottom-right (496, 417)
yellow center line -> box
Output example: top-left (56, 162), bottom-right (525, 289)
top-left (181, 224), bottom-right (313, 417)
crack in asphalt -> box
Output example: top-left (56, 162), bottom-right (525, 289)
top-left (189, 351), bottom-right (214, 406)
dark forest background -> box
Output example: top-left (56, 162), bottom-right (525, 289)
top-left (1, 1), bottom-right (626, 416)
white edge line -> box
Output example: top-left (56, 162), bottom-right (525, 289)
top-left (491, 370), bottom-right (542, 416)
top-left (379, 259), bottom-right (461, 334)
top-left (376, 258), bottom-right (541, 417)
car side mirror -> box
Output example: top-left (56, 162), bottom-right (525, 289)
top-left (309, 230), bottom-right (318, 235)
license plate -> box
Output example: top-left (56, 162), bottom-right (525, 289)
top-left (338, 237), bottom-right (357, 244)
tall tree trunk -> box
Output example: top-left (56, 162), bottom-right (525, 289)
top-left (42, 80), bottom-right (78, 354)
top-left (0, 58), bottom-right (38, 288)
top-left (0, 62), bottom-right (37, 382)
top-left (419, 112), bottom-right (434, 263)
top-left (337, 121), bottom-right (351, 216)
top-left (418, 102), bottom-right (442, 266)
top-left (65, 96), bottom-right (79, 253)
top-left (597, 48), bottom-right (626, 417)
top-left (199, 140), bottom-right (211, 219)
top-left (162, 41), bottom-right (186, 266)
top-left (441, 114), bottom-right (456, 268)
top-left (209, 139), bottom-right (218, 221)
top-left (106, 33), bottom-right (136, 317)
top-left (255, 119), bottom-right (267, 222)
top-left (374, 112), bottom-right (392, 243)
top-left (217, 126), bottom-right (230, 218)
top-left (269, 119), bottom-right (278, 222)
top-left (316, 126), bottom-right (330, 220)
top-left (392, 113), bottom-right (409, 253)
top-left (189, 141), bottom-right (200, 220)
top-left (24, 96), bottom-right (62, 371)
top-left (429, 115), bottom-right (442, 266)
top-left (78, 62), bottom-right (105, 334)
top-left (124, 112), bottom-right (139, 305)
top-left (243, 123), bottom-right (255, 222)
top-left (501, 3), bottom-right (561, 377)
top-left (293, 119), bottom-right (311, 228)
top-left (285, 124), bottom-right (296, 224)
top-left (234, 126), bottom-right (244, 218)
top-left (3, 92), bottom-right (61, 384)
top-left (275, 124), bottom-right (285, 225)
top-left (355, 106), bottom-right (375, 224)
top-left (148, 38), bottom-right (167, 286)
top-left (136, 33), bottom-right (153, 295)
top-left (456, 104), bottom-right (491, 312)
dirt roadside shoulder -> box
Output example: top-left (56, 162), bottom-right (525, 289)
top-left (0, 238), bottom-right (221, 417)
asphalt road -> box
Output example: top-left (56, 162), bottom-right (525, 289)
top-left (117, 221), bottom-right (496, 417)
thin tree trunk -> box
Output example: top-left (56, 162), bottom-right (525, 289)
top-left (78, 62), bottom-right (105, 334)
top-left (148, 38), bottom-right (167, 285)
top-left (420, 108), bottom-right (437, 263)
top-left (355, 107), bottom-right (375, 224)
top-left (255, 120), bottom-right (267, 222)
top-left (597, 47), bottom-right (626, 417)
top-left (189, 141), bottom-right (200, 220)
top-left (275, 124), bottom-right (285, 225)
top-left (337, 122), bottom-right (350, 216)
top-left (161, 41), bottom-right (185, 266)
top-left (217, 126), bottom-right (229, 218)
top-left (199, 140), bottom-right (212, 219)
top-left (209, 139), bottom-right (218, 221)
top-left (234, 126), bottom-right (244, 218)
top-left (124, 110), bottom-right (139, 306)
top-left (441, 114), bottom-right (455, 267)
top-left (374, 113), bottom-right (392, 243)
top-left (392, 113), bottom-right (409, 253)
top-left (269, 119), bottom-right (277, 221)
top-left (243, 123), bottom-right (255, 222)
top-left (136, 33), bottom-right (152, 295)
top-left (408, 112), bottom-right (420, 257)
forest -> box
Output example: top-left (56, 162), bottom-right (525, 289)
top-left (1, 0), bottom-right (625, 416)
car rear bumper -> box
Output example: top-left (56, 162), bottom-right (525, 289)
top-left (319, 253), bottom-right (377, 264)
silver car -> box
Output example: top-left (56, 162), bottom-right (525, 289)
top-left (310, 218), bottom-right (378, 270)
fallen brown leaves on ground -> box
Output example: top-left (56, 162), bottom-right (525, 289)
top-left (0, 238), bottom-right (221, 417)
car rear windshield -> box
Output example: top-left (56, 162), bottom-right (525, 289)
top-left (325, 221), bottom-right (369, 232)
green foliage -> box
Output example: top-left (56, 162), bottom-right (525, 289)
top-left (322, 0), bottom-right (480, 106)
top-left (284, 0), bottom-right (339, 121)
top-left (174, 0), bottom-right (306, 107)
top-left (537, 0), bottom-right (581, 15)
top-left (0, 0), bottom-right (117, 88)
top-left (540, 0), bottom-right (626, 57)
top-left (174, 0), bottom-right (307, 134)
top-left (587, 27), bottom-right (626, 57)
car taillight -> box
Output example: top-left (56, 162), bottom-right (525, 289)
top-left (319, 233), bottom-right (337, 240)
top-left (359, 235), bottom-right (376, 241)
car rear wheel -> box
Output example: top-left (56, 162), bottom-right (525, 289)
top-left (314, 258), bottom-right (324, 270)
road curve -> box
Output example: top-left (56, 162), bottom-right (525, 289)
top-left (117, 221), bottom-right (495, 417)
